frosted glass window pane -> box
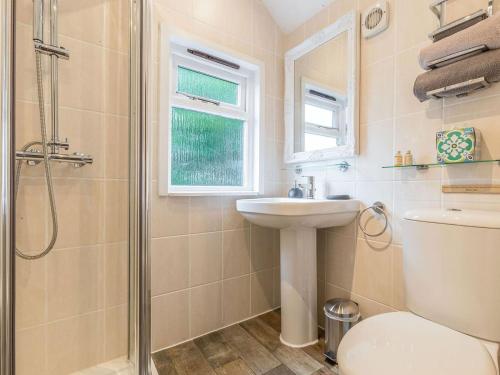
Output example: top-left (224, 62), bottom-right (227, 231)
top-left (177, 66), bottom-right (239, 105)
top-left (305, 104), bottom-right (333, 128)
top-left (304, 133), bottom-right (337, 151)
top-left (171, 107), bottom-right (244, 186)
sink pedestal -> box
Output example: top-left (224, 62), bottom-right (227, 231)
top-left (280, 227), bottom-right (318, 347)
top-left (236, 198), bottom-right (360, 348)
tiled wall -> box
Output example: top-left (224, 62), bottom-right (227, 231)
top-left (15, 1), bottom-right (129, 374)
top-left (285, 0), bottom-right (500, 326)
top-left (150, 0), bottom-right (286, 352)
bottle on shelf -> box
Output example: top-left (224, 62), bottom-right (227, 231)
top-left (404, 150), bottom-right (413, 166)
top-left (394, 151), bottom-right (403, 167)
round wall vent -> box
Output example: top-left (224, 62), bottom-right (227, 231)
top-left (362, 2), bottom-right (389, 39)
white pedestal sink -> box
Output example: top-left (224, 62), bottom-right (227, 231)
top-left (236, 198), bottom-right (359, 347)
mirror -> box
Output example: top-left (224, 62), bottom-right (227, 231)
top-left (284, 11), bottom-right (359, 164)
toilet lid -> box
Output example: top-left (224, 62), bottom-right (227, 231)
top-left (337, 312), bottom-right (497, 375)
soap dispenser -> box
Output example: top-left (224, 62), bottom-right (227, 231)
top-left (288, 181), bottom-right (304, 198)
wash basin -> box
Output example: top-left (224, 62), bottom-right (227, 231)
top-left (236, 197), bottom-right (360, 348)
top-left (236, 197), bottom-right (359, 229)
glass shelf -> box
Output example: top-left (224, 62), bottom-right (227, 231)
top-left (383, 159), bottom-right (500, 170)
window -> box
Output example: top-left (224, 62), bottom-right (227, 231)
top-left (159, 33), bottom-right (262, 195)
top-left (302, 81), bottom-right (347, 152)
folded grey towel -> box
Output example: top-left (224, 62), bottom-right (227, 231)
top-left (420, 14), bottom-right (500, 70)
top-left (414, 48), bottom-right (500, 102)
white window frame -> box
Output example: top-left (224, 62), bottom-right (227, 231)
top-left (158, 28), bottom-right (263, 196)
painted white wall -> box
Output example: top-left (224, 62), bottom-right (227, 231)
top-left (262, 0), bottom-right (334, 33)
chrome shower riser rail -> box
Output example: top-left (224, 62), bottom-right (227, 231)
top-left (15, 150), bottom-right (93, 167)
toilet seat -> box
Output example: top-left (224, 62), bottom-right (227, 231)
top-left (337, 312), bottom-right (497, 375)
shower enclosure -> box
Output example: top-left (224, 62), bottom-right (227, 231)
top-left (0, 0), bottom-right (151, 374)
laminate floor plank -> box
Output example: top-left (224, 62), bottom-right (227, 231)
top-left (215, 359), bottom-right (256, 375)
top-left (194, 331), bottom-right (240, 368)
top-left (273, 345), bottom-right (323, 375)
top-left (220, 325), bottom-right (281, 375)
top-left (311, 367), bottom-right (339, 375)
top-left (263, 364), bottom-right (295, 375)
top-left (152, 350), bottom-right (179, 375)
top-left (257, 309), bottom-right (281, 333)
top-left (165, 341), bottom-right (217, 375)
top-left (240, 318), bottom-right (281, 352)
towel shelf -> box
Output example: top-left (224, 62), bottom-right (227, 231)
top-left (425, 76), bottom-right (490, 99)
top-left (429, 0), bottom-right (494, 42)
top-left (427, 44), bottom-right (489, 69)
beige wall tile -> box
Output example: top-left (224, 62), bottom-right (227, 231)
top-left (152, 290), bottom-right (190, 351)
top-left (104, 242), bottom-right (128, 308)
top-left (16, 326), bottom-right (47, 375)
top-left (59, 36), bottom-right (104, 113)
top-left (253, 1), bottom-right (277, 54)
top-left (104, 180), bottom-right (129, 243)
top-left (46, 312), bottom-right (105, 375)
top-left (224, 0), bottom-right (253, 44)
top-left (356, 120), bottom-right (395, 182)
top-left (251, 225), bottom-right (275, 272)
top-left (151, 187), bottom-right (190, 237)
top-left (352, 239), bottom-right (393, 306)
top-left (51, 178), bottom-right (104, 249)
top-left (360, 58), bottom-right (395, 124)
top-left (395, 45), bottom-right (442, 117)
top-left (223, 275), bottom-right (251, 325)
top-left (152, 236), bottom-right (189, 295)
top-left (189, 197), bottom-right (222, 234)
top-left (190, 232), bottom-right (222, 286)
top-left (104, 49), bottom-right (129, 116)
top-left (59, 0), bottom-right (105, 45)
top-left (104, 114), bottom-right (129, 179)
top-left (104, 0), bottom-right (130, 53)
top-left (223, 229), bottom-right (251, 279)
top-left (325, 232), bottom-right (356, 290)
top-left (104, 304), bottom-right (128, 361)
top-left (190, 282), bottom-right (223, 337)
top-left (15, 177), bottom-right (47, 252)
top-left (47, 246), bottom-right (104, 321)
top-left (395, 0), bottom-right (437, 52)
top-left (222, 197), bottom-right (249, 230)
top-left (251, 269), bottom-right (274, 315)
top-left (16, 257), bottom-right (47, 329)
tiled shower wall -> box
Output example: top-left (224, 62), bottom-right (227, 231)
top-left (149, 0), bottom-right (287, 352)
top-left (284, 0), bottom-right (500, 326)
top-left (15, 0), bottom-right (129, 374)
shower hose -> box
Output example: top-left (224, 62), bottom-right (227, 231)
top-left (15, 51), bottom-right (58, 260)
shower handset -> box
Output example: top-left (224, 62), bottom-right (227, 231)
top-left (15, 0), bottom-right (94, 260)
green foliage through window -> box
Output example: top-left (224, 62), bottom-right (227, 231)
top-left (177, 66), bottom-right (239, 105)
top-left (171, 107), bottom-right (244, 186)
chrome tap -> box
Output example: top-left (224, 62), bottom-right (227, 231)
top-left (299, 176), bottom-right (315, 199)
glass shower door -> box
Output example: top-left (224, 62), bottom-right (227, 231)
top-left (13, 0), bottom-right (134, 374)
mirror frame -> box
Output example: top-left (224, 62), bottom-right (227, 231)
top-left (284, 10), bottom-right (360, 164)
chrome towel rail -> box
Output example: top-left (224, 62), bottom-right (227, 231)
top-left (425, 76), bottom-right (490, 99)
top-left (358, 201), bottom-right (388, 237)
top-left (429, 0), bottom-right (494, 42)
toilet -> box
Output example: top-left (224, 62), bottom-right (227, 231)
top-left (337, 209), bottom-right (500, 375)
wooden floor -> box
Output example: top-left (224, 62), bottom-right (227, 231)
top-left (153, 309), bottom-right (339, 375)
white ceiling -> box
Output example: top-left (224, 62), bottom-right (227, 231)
top-left (262, 0), bottom-right (335, 34)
